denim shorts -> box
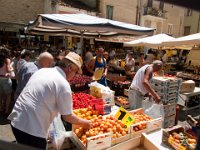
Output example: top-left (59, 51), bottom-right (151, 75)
top-left (0, 78), bottom-right (12, 95)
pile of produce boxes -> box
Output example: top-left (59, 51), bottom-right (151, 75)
top-left (162, 125), bottom-right (197, 150)
top-left (151, 76), bottom-right (182, 128)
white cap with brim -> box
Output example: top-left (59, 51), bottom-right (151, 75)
top-left (153, 60), bottom-right (163, 66)
top-left (65, 52), bottom-right (83, 74)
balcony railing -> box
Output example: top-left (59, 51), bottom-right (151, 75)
top-left (143, 6), bottom-right (167, 18)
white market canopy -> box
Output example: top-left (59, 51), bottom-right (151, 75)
top-left (124, 33), bottom-right (175, 49)
top-left (161, 32), bottom-right (200, 48)
top-left (25, 13), bottom-right (155, 37)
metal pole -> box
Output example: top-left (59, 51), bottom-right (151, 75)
top-left (80, 31), bottom-right (84, 56)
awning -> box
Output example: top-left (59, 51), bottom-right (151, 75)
top-left (161, 32), bottom-right (200, 48)
top-left (25, 13), bottom-right (155, 37)
top-left (124, 34), bottom-right (175, 49)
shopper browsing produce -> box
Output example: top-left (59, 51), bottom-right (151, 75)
top-left (128, 60), bottom-right (163, 110)
top-left (8, 52), bottom-right (92, 149)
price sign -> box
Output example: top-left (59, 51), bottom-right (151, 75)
top-left (114, 106), bottom-right (134, 128)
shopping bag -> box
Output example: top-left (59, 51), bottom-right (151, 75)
top-left (48, 114), bottom-right (66, 150)
top-left (142, 98), bottom-right (164, 119)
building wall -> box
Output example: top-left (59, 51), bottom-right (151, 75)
top-left (99, 0), bottom-right (184, 37)
top-left (57, 5), bottom-right (96, 16)
top-left (99, 0), bottom-right (138, 24)
top-left (140, 0), bottom-right (184, 37)
top-left (0, 0), bottom-right (46, 25)
top-left (184, 10), bottom-right (200, 34)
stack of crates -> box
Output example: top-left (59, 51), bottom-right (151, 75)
top-left (150, 76), bottom-right (182, 128)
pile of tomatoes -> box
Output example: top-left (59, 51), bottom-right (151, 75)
top-left (72, 93), bottom-right (103, 109)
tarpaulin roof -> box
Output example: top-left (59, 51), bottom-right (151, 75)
top-left (124, 33), bottom-right (175, 49)
top-left (25, 13), bottom-right (155, 37)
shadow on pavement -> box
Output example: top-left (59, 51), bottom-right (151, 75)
top-left (0, 114), bottom-right (10, 125)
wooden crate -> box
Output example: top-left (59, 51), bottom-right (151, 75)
top-left (107, 74), bottom-right (127, 82)
top-left (129, 109), bottom-right (162, 138)
top-left (72, 132), bottom-right (112, 150)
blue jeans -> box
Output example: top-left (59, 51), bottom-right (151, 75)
top-left (0, 78), bottom-right (12, 95)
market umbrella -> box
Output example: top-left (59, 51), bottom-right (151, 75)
top-left (123, 33), bottom-right (175, 49)
top-left (161, 32), bottom-right (200, 48)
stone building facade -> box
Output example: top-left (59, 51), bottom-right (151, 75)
top-left (99, 0), bottom-right (185, 37)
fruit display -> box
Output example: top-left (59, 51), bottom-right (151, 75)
top-left (72, 93), bottom-right (103, 109)
top-left (69, 75), bottom-right (91, 92)
top-left (73, 106), bottom-right (100, 120)
top-left (74, 116), bottom-right (129, 145)
top-left (177, 72), bottom-right (200, 80)
top-left (115, 96), bottom-right (130, 108)
top-left (163, 125), bottom-right (197, 150)
top-left (69, 75), bottom-right (92, 85)
top-left (131, 113), bottom-right (153, 132)
top-left (168, 132), bottom-right (197, 150)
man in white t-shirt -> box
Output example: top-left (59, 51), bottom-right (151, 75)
top-left (128, 60), bottom-right (162, 110)
top-left (8, 52), bottom-right (91, 149)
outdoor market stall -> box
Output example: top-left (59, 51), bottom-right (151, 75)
top-left (46, 73), bottom-right (199, 150)
top-left (25, 13), bottom-right (155, 55)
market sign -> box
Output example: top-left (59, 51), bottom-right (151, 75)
top-left (114, 106), bottom-right (134, 128)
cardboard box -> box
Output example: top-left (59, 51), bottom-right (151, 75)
top-left (163, 115), bottom-right (175, 128)
top-left (180, 80), bottom-right (195, 93)
top-left (151, 77), bottom-right (182, 86)
top-left (163, 103), bottom-right (176, 117)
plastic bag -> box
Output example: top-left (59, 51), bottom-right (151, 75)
top-left (142, 98), bottom-right (164, 119)
top-left (89, 82), bottom-right (114, 104)
top-left (48, 114), bottom-right (66, 150)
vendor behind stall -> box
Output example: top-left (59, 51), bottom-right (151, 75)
top-left (128, 60), bottom-right (162, 110)
top-left (87, 47), bottom-right (108, 86)
top-left (125, 52), bottom-right (135, 72)
top-left (8, 52), bottom-right (91, 149)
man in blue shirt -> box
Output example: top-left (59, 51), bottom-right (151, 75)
top-left (14, 52), bottom-right (54, 100)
